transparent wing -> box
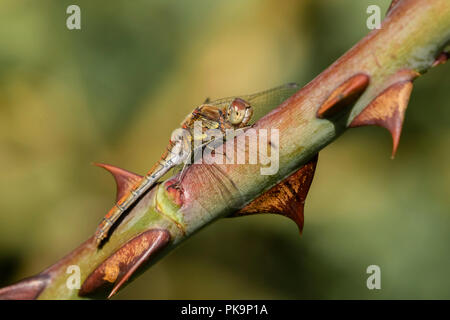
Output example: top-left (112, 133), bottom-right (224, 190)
top-left (208, 83), bottom-right (300, 123)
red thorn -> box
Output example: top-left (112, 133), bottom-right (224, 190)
top-left (317, 73), bottom-right (370, 119)
top-left (349, 81), bottom-right (413, 158)
top-left (387, 0), bottom-right (401, 15)
top-left (108, 230), bottom-right (170, 298)
top-left (231, 154), bottom-right (318, 233)
top-left (79, 229), bottom-right (171, 298)
top-left (93, 162), bottom-right (143, 202)
top-left (0, 274), bottom-right (49, 300)
top-left (432, 52), bottom-right (449, 67)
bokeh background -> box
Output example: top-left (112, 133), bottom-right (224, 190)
top-left (0, 0), bottom-right (449, 299)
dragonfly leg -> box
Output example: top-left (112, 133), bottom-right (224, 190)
top-left (199, 136), bottom-right (233, 163)
top-left (174, 140), bottom-right (211, 186)
top-left (235, 125), bottom-right (252, 135)
top-left (177, 152), bottom-right (191, 185)
top-left (204, 142), bottom-right (232, 162)
top-left (192, 140), bottom-right (214, 162)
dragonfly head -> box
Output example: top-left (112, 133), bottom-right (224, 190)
top-left (226, 98), bottom-right (253, 127)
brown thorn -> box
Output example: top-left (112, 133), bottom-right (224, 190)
top-left (79, 229), bottom-right (171, 298)
top-left (317, 73), bottom-right (370, 119)
top-left (349, 81), bottom-right (413, 158)
top-left (387, 0), bottom-right (401, 15)
top-left (93, 162), bottom-right (143, 201)
top-left (432, 52), bottom-right (449, 67)
top-left (0, 274), bottom-right (49, 300)
top-left (231, 154), bottom-right (318, 233)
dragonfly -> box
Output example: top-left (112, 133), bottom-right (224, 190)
top-left (94, 83), bottom-right (300, 246)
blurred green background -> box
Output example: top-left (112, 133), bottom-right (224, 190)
top-left (0, 0), bottom-right (449, 299)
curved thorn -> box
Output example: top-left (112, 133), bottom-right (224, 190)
top-left (79, 229), bottom-right (171, 298)
top-left (231, 154), bottom-right (318, 234)
top-left (350, 81), bottom-right (413, 158)
top-left (317, 73), bottom-right (370, 119)
top-left (93, 162), bottom-right (143, 201)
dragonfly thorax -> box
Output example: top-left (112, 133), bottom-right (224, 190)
top-left (169, 128), bottom-right (193, 166)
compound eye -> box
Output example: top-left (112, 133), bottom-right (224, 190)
top-left (227, 98), bottom-right (248, 125)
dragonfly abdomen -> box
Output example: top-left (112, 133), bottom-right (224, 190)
top-left (94, 141), bottom-right (187, 246)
